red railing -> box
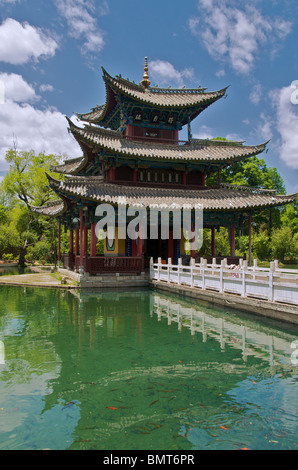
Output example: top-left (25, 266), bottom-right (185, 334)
top-left (72, 255), bottom-right (144, 275)
top-left (63, 253), bottom-right (75, 270)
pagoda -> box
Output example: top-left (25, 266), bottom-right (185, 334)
top-left (32, 58), bottom-right (297, 275)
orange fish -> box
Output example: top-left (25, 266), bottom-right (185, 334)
top-left (220, 425), bottom-right (229, 430)
top-left (106, 407), bottom-right (118, 410)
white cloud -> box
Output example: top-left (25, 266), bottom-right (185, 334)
top-left (215, 69), bottom-right (226, 78)
top-left (193, 125), bottom-right (214, 140)
top-left (0, 75), bottom-right (81, 166)
top-left (149, 60), bottom-right (194, 87)
top-left (256, 112), bottom-right (274, 142)
top-left (273, 85), bottom-right (298, 170)
top-left (249, 83), bottom-right (262, 105)
top-left (55, 0), bottom-right (105, 54)
top-left (0, 73), bottom-right (38, 103)
top-left (189, 1), bottom-right (292, 75)
top-left (39, 84), bottom-right (55, 93)
top-left (0, 18), bottom-right (58, 65)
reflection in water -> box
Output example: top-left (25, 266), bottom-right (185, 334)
top-left (151, 294), bottom-right (296, 366)
top-left (0, 285), bottom-right (297, 450)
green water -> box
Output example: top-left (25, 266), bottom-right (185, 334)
top-left (0, 285), bottom-right (297, 450)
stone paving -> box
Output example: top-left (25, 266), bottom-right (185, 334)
top-left (0, 272), bottom-right (77, 288)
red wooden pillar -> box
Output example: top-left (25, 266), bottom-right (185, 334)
top-left (211, 227), bottom-right (216, 258)
top-left (84, 224), bottom-right (88, 257)
top-left (75, 226), bottom-right (79, 257)
top-left (137, 228), bottom-right (143, 257)
top-left (69, 230), bottom-right (73, 255)
top-left (133, 169), bottom-right (137, 182)
top-left (168, 230), bottom-right (174, 263)
top-left (58, 223), bottom-right (61, 264)
top-left (79, 210), bottom-right (84, 267)
top-left (109, 166), bottom-right (115, 182)
top-left (190, 223), bottom-right (196, 259)
top-left (125, 124), bottom-right (133, 138)
top-left (83, 222), bottom-right (89, 273)
top-left (132, 239), bottom-right (138, 257)
top-left (248, 215), bottom-right (252, 266)
top-left (173, 129), bottom-right (179, 144)
top-left (230, 224), bottom-right (236, 257)
top-left (90, 221), bottom-right (97, 257)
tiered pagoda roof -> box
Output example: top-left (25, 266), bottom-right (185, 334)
top-left (31, 59), bottom-right (297, 220)
top-left (32, 174), bottom-right (297, 216)
top-left (58, 118), bottom-right (268, 171)
top-left (77, 67), bottom-right (228, 129)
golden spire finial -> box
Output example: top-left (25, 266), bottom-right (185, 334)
top-left (140, 57), bottom-right (151, 88)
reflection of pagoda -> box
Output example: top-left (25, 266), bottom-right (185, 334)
top-left (32, 58), bottom-right (297, 275)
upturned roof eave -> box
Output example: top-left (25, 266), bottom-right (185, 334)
top-left (44, 174), bottom-right (298, 212)
top-left (77, 67), bottom-right (229, 126)
top-left (66, 117), bottom-right (268, 165)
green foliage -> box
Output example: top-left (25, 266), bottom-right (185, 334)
top-left (0, 149), bottom-right (63, 264)
top-left (207, 154), bottom-right (286, 194)
top-left (280, 200), bottom-right (298, 234)
top-left (200, 228), bottom-right (230, 257)
top-left (1, 149), bottom-right (60, 207)
top-left (26, 240), bottom-right (53, 263)
top-left (251, 231), bottom-right (271, 261)
top-left (270, 226), bottom-right (298, 262)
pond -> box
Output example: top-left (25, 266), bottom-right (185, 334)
top-left (0, 285), bottom-right (297, 450)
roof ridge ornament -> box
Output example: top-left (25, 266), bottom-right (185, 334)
top-left (140, 57), bottom-right (151, 89)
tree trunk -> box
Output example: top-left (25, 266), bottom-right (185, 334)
top-left (18, 247), bottom-right (26, 267)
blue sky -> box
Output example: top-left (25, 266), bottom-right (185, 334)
top-left (0, 0), bottom-right (298, 194)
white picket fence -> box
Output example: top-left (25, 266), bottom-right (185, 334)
top-left (150, 257), bottom-right (298, 306)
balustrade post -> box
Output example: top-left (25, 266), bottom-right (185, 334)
top-left (190, 257), bottom-right (195, 288)
top-left (178, 258), bottom-right (182, 285)
top-left (219, 260), bottom-right (224, 293)
top-left (242, 260), bottom-right (248, 297)
top-left (274, 260), bottom-right (279, 270)
top-left (202, 258), bottom-right (207, 290)
top-left (167, 258), bottom-right (172, 284)
top-left (149, 257), bottom-right (154, 279)
top-left (157, 257), bottom-right (161, 281)
top-left (269, 261), bottom-right (275, 302)
top-left (212, 257), bottom-right (216, 276)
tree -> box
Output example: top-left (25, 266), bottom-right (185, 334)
top-left (223, 156), bottom-right (286, 194)
top-left (271, 226), bottom-right (298, 263)
top-left (0, 149), bottom-right (63, 265)
top-left (280, 199), bottom-right (298, 235)
top-left (206, 139), bottom-right (286, 194)
top-left (205, 142), bottom-right (298, 262)
top-left (1, 148), bottom-right (60, 208)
